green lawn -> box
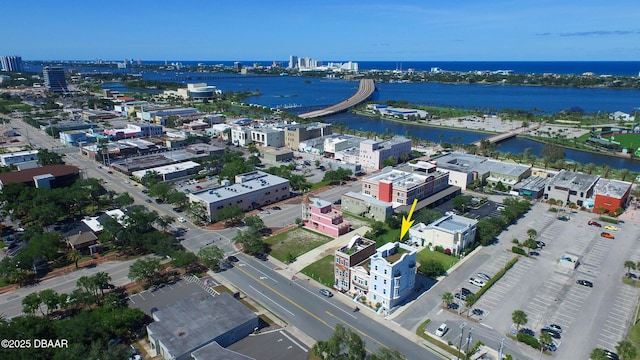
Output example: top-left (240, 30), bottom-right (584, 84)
top-left (264, 227), bottom-right (332, 263)
top-left (416, 248), bottom-right (459, 270)
top-left (300, 255), bottom-right (335, 287)
top-left (601, 133), bottom-right (640, 151)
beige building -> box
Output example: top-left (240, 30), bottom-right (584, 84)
top-left (409, 213), bottom-right (477, 255)
top-left (284, 123), bottom-right (332, 150)
top-left (334, 235), bottom-right (376, 292)
top-left (188, 171), bottom-right (290, 222)
top-left (361, 165), bottom-right (449, 206)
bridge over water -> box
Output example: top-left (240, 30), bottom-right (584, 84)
top-left (299, 79), bottom-right (375, 119)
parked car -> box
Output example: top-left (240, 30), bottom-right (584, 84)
top-left (434, 323), bottom-right (448, 337)
top-left (107, 170), bottom-right (113, 174)
top-left (604, 225), bottom-right (619, 231)
top-left (477, 273), bottom-right (491, 281)
top-left (271, 206), bottom-right (281, 210)
top-left (177, 217), bottom-right (186, 223)
top-left (469, 278), bottom-right (486, 287)
top-left (544, 342), bottom-right (557, 352)
top-left (461, 288), bottom-right (473, 296)
top-left (601, 232), bottom-right (615, 239)
top-left (557, 215), bottom-right (570, 221)
top-left (536, 241), bottom-right (546, 248)
top-left (447, 303), bottom-right (459, 310)
top-left (145, 199), bottom-right (152, 203)
top-left (319, 289), bottom-right (333, 297)
top-left (541, 328), bottom-right (561, 339)
top-left (227, 255), bottom-right (239, 263)
top-left (518, 328), bottom-right (535, 337)
top-left (454, 293), bottom-right (467, 301)
top-left (546, 324), bottom-right (563, 333)
top-left (472, 308), bottom-right (485, 316)
top-left (333, 199), bottom-right (342, 205)
top-left (254, 252), bottom-right (268, 261)
top-left (588, 220), bottom-right (602, 227)
top-left (576, 279), bottom-right (594, 287)
top-left (259, 210), bottom-right (270, 215)
top-left (603, 350), bottom-right (619, 360)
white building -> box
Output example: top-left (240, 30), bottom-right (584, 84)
top-left (338, 137), bottom-right (411, 170)
top-left (230, 126), bottom-right (252, 146)
top-left (0, 150), bottom-right (39, 166)
top-left (132, 161), bottom-right (201, 182)
top-left (409, 213), bottom-right (477, 255)
top-left (250, 127), bottom-right (284, 147)
top-left (188, 171), bottom-right (290, 222)
top-left (368, 242), bottom-right (417, 313)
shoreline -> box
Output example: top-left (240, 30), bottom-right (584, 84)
top-left (349, 109), bottom-right (640, 162)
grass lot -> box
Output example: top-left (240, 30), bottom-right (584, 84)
top-left (600, 133), bottom-right (640, 151)
top-left (417, 248), bottom-right (459, 270)
top-left (0, 99), bottom-right (32, 113)
top-left (265, 227), bottom-right (332, 263)
top-left (626, 305), bottom-right (640, 360)
top-left (301, 255), bottom-right (335, 288)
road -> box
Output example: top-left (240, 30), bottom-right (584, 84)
top-left (220, 252), bottom-right (444, 359)
top-left (0, 258), bottom-right (138, 318)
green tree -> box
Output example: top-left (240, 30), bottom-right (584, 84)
top-left (171, 250), bottom-right (199, 268)
top-left (38, 289), bottom-right (61, 315)
top-left (148, 182), bottom-right (173, 201)
top-left (512, 310), bottom-right (528, 332)
top-left (155, 214), bottom-right (175, 233)
top-left (616, 339), bottom-right (637, 360)
top-left (198, 245), bottom-right (225, 269)
top-left (22, 292), bottom-right (42, 315)
top-left (244, 214), bottom-right (266, 232)
top-left (312, 323), bottom-right (366, 360)
top-left (624, 260), bottom-right (636, 275)
top-left (37, 148), bottom-right (65, 166)
top-left (601, 164), bottom-right (613, 178)
top-left (522, 239), bottom-right (538, 254)
top-left (464, 294), bottom-right (476, 315)
top-left (128, 258), bottom-right (162, 284)
top-left (233, 227), bottom-right (265, 254)
top-left (590, 348), bottom-right (608, 360)
top-left (113, 192), bottom-right (134, 208)
top-left (94, 271), bottom-right (112, 296)
top-left (451, 194), bottom-right (472, 212)
top-left (526, 228), bottom-right (537, 240)
top-left (441, 292), bottom-right (453, 305)
top-left (214, 205), bottom-right (244, 226)
top-left (539, 331), bottom-right (553, 357)
top-left (67, 248), bottom-right (82, 270)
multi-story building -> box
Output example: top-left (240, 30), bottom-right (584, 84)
top-left (361, 165), bottom-right (449, 205)
top-left (284, 123), bottom-right (332, 150)
top-left (334, 235), bottom-right (376, 292)
top-left (188, 171), bottom-right (290, 222)
top-left (302, 197), bottom-right (350, 237)
top-left (368, 242), bottom-right (417, 312)
top-left (288, 55), bottom-right (298, 69)
top-left (251, 128), bottom-right (284, 148)
top-left (544, 170), bottom-right (599, 207)
top-left (0, 150), bottom-right (39, 166)
top-left (360, 137), bottom-right (412, 169)
top-left (341, 191), bottom-right (394, 221)
top-left (43, 67), bottom-right (68, 92)
top-left (0, 56), bottom-right (23, 72)
top-left (409, 213), bottom-right (477, 255)
top-left (322, 135), bottom-right (364, 157)
top-left (132, 161), bottom-right (201, 182)
top-left (230, 126), bottom-right (252, 146)
top-left (59, 130), bottom-right (92, 147)
top-left (593, 178), bottom-right (632, 213)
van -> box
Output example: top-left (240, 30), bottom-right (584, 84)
top-left (434, 323), bottom-right (448, 337)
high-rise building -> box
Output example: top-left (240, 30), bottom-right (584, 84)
top-left (288, 55), bottom-right (298, 69)
top-left (43, 67), bottom-right (68, 92)
top-left (0, 56), bottom-right (23, 72)
top-left (233, 62), bottom-right (242, 71)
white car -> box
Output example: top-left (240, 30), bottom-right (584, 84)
top-left (469, 278), bottom-right (486, 287)
top-left (177, 217), bottom-right (186, 223)
top-left (434, 323), bottom-right (448, 337)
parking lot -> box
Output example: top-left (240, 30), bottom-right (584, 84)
top-left (128, 275), bottom-right (220, 315)
top-left (421, 202), bottom-right (640, 359)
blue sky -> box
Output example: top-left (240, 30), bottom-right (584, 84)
top-left (3, 0), bottom-right (639, 61)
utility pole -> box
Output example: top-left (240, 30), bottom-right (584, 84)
top-left (456, 322), bottom-right (467, 360)
top-left (465, 327), bottom-right (473, 358)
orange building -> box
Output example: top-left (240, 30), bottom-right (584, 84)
top-left (593, 178), bottom-right (632, 213)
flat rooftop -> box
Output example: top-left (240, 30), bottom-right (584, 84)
top-left (548, 170), bottom-right (599, 192)
top-left (190, 171), bottom-right (289, 203)
top-left (480, 159), bottom-right (531, 177)
top-left (342, 191), bottom-right (392, 208)
top-left (428, 213), bottom-right (477, 233)
top-left (514, 175), bottom-right (548, 192)
top-left (132, 161), bottom-right (200, 177)
top-left (364, 168), bottom-right (429, 190)
top-left (147, 293), bottom-right (256, 359)
top-left (432, 152), bottom-right (487, 173)
top-left (594, 178), bottom-right (632, 199)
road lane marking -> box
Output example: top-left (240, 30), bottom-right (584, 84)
top-left (234, 266), bottom-right (331, 328)
top-left (250, 285), bottom-right (295, 316)
top-left (279, 330), bottom-right (308, 352)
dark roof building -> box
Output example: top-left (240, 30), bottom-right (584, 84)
top-left (0, 165), bottom-right (80, 189)
top-left (147, 293), bottom-right (258, 360)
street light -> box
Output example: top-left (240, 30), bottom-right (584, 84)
top-left (465, 327), bottom-right (473, 357)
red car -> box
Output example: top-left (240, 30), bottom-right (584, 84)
top-left (588, 220), bottom-right (602, 227)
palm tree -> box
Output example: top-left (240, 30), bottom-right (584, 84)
top-left (441, 292), bottom-right (453, 306)
top-left (67, 249), bottom-right (82, 270)
top-left (527, 229), bottom-right (537, 240)
top-left (601, 164), bottom-right (612, 178)
top-left (94, 272), bottom-right (112, 297)
top-left (624, 260), bottom-right (636, 276)
top-left (616, 339), bottom-right (637, 360)
top-left (539, 332), bottom-right (553, 357)
top-left (590, 348), bottom-right (608, 360)
top-left (586, 163), bottom-right (597, 175)
top-left (620, 169), bottom-right (630, 182)
top-left (512, 309), bottom-right (528, 332)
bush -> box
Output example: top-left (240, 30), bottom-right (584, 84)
top-left (599, 216), bottom-right (619, 224)
top-left (474, 257), bottom-right (518, 300)
top-left (516, 332), bottom-right (540, 349)
top-left (512, 246), bottom-right (527, 256)
top-left (419, 259), bottom-right (446, 277)
top-left (434, 245), bottom-right (445, 253)
top-left (444, 248), bottom-right (451, 256)
top-left (512, 238), bottom-right (519, 244)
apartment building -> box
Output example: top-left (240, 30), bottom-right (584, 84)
top-left (251, 128), bottom-right (284, 148)
top-left (361, 165), bottom-right (449, 205)
top-left (302, 198), bottom-right (350, 237)
top-left (284, 123), bottom-right (332, 150)
top-left (340, 191), bottom-right (394, 221)
top-left (334, 235), bottom-right (376, 292)
top-left (409, 213), bottom-right (477, 255)
top-left (357, 137), bottom-right (412, 169)
top-left (368, 242), bottom-right (417, 312)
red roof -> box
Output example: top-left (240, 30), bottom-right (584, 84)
top-left (0, 165), bottom-right (80, 185)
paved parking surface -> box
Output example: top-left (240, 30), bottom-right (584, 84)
top-left (128, 276), bottom-right (220, 315)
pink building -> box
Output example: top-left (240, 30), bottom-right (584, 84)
top-left (303, 197), bottom-right (350, 237)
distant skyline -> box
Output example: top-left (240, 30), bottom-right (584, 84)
top-left (3, 0), bottom-right (639, 61)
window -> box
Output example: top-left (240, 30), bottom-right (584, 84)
top-left (375, 266), bottom-right (378, 271)
top-left (374, 285), bottom-right (377, 290)
top-left (384, 269), bottom-right (387, 275)
top-left (383, 279), bottom-right (387, 284)
top-left (383, 289), bottom-right (386, 294)
top-left (374, 275), bottom-right (377, 280)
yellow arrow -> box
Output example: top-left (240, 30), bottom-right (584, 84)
top-left (400, 198), bottom-right (418, 240)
